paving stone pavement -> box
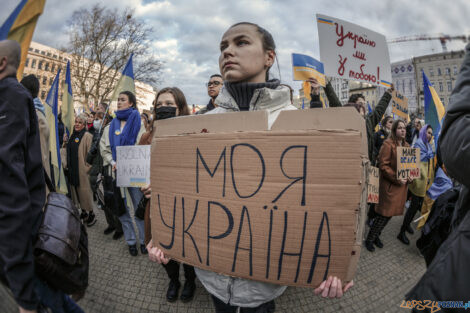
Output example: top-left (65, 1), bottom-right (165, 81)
top-left (1, 208), bottom-right (426, 313)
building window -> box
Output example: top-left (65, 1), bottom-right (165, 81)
top-left (34, 49), bottom-right (39, 53)
top-left (454, 66), bottom-right (458, 75)
top-left (40, 51), bottom-right (45, 55)
top-left (31, 59), bottom-right (36, 68)
top-left (51, 64), bottom-right (55, 73)
top-left (44, 62), bottom-right (49, 71)
top-left (41, 91), bottom-right (46, 99)
top-left (409, 80), bottom-right (413, 93)
top-left (341, 91), bottom-right (347, 99)
top-left (372, 101), bottom-right (375, 106)
top-left (446, 68), bottom-right (451, 75)
top-left (366, 91), bottom-right (369, 96)
top-left (447, 81), bottom-right (452, 92)
top-left (53, 54), bottom-right (57, 59)
top-left (42, 77), bottom-right (47, 85)
top-left (38, 61), bottom-right (43, 70)
top-left (440, 98), bottom-right (444, 105)
top-left (439, 82), bottom-right (443, 92)
top-left (402, 80), bottom-right (405, 91)
top-left (49, 77), bottom-right (54, 86)
top-left (28, 47), bottom-right (33, 52)
top-left (430, 68), bottom-right (434, 76)
top-left (25, 58), bottom-right (30, 67)
top-left (47, 52), bottom-right (51, 57)
top-left (438, 68), bottom-right (442, 76)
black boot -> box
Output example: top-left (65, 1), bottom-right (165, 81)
top-left (128, 244), bottom-right (138, 256)
top-left (397, 231), bottom-right (410, 245)
top-left (166, 280), bottom-right (180, 302)
top-left (365, 240), bottom-right (375, 252)
top-left (406, 225), bottom-right (414, 234)
top-left (374, 237), bottom-right (384, 248)
top-left (180, 280), bottom-right (196, 302)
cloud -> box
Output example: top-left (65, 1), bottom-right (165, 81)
top-left (1, 0), bottom-right (468, 105)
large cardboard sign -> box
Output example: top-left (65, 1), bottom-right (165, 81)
top-left (391, 90), bottom-right (409, 120)
top-left (116, 145), bottom-right (151, 187)
top-left (292, 53), bottom-right (326, 86)
top-left (150, 109), bottom-right (367, 288)
top-left (367, 166), bottom-right (379, 204)
top-left (316, 14), bottom-right (392, 88)
top-left (397, 147), bottom-right (420, 180)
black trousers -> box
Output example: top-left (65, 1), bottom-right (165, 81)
top-left (211, 295), bottom-right (275, 313)
top-left (163, 260), bottom-right (195, 283)
top-left (401, 194), bottom-right (424, 232)
top-left (103, 201), bottom-right (123, 232)
top-left (366, 214), bottom-right (392, 243)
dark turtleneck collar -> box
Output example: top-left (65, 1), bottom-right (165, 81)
top-left (224, 79), bottom-right (280, 111)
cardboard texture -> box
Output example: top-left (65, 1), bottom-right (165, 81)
top-left (391, 91), bottom-right (409, 121)
top-left (150, 109), bottom-right (366, 288)
top-left (367, 166), bottom-right (379, 204)
top-left (397, 147), bottom-right (420, 179)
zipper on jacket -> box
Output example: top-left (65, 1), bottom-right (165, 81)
top-left (227, 277), bottom-right (234, 305)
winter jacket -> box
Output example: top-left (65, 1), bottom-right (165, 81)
top-left (197, 99), bottom-right (216, 115)
top-left (324, 86), bottom-right (392, 164)
top-left (194, 85), bottom-right (296, 308)
top-left (406, 43), bottom-right (470, 306)
top-left (375, 139), bottom-right (409, 217)
top-left (0, 76), bottom-right (45, 310)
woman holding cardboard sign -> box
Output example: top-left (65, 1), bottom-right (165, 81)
top-left (146, 22), bottom-right (353, 312)
top-left (366, 120), bottom-right (411, 252)
top-left (397, 125), bottom-right (435, 245)
top-left (139, 87), bottom-right (195, 303)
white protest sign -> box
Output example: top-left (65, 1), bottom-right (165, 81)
top-left (116, 145), bottom-right (151, 187)
top-left (316, 14), bottom-right (392, 88)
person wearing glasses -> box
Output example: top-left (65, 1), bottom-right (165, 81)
top-left (197, 74), bottom-right (224, 114)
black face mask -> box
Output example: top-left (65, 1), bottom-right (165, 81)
top-left (155, 106), bottom-right (177, 120)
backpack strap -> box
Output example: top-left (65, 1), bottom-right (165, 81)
top-left (44, 168), bottom-right (56, 193)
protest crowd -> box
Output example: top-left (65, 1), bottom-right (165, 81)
top-left (1, 7), bottom-right (470, 313)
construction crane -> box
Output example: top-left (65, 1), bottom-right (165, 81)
top-left (388, 34), bottom-right (469, 52)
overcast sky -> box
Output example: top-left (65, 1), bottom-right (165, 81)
top-left (2, 0), bottom-right (469, 106)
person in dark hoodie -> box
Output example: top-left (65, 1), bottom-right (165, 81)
top-left (405, 43), bottom-right (470, 309)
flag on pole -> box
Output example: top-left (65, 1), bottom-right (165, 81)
top-left (61, 61), bottom-right (74, 135)
top-left (45, 69), bottom-right (67, 193)
top-left (423, 71), bottom-right (446, 149)
top-left (111, 53), bottom-right (135, 101)
top-left (0, 0), bottom-right (46, 80)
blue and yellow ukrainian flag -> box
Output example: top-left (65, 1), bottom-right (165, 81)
top-left (111, 53), bottom-right (135, 101)
top-left (0, 0), bottom-right (46, 80)
top-left (61, 61), bottom-right (74, 135)
top-left (45, 69), bottom-right (67, 194)
top-left (367, 102), bottom-right (373, 114)
top-left (423, 71), bottom-right (446, 149)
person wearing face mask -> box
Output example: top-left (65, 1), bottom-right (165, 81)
top-left (66, 114), bottom-right (97, 227)
top-left (87, 112), bottom-right (105, 206)
top-left (103, 91), bottom-right (147, 256)
top-left (145, 22), bottom-right (353, 313)
top-left (398, 125), bottom-right (435, 245)
top-left (138, 87), bottom-right (194, 303)
top-left (365, 120), bottom-right (412, 252)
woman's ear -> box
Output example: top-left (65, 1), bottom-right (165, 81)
top-left (265, 50), bottom-right (275, 68)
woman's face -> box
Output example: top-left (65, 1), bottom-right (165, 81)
top-left (117, 94), bottom-right (132, 111)
top-left (156, 92), bottom-right (179, 115)
top-left (395, 122), bottom-right (406, 139)
top-left (219, 24), bottom-right (274, 83)
top-left (426, 127), bottom-right (433, 142)
top-left (385, 119), bottom-right (393, 130)
top-left (87, 115), bottom-right (94, 124)
top-left (74, 117), bottom-right (85, 132)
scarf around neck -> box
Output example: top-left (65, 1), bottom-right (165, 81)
top-left (67, 128), bottom-right (86, 186)
top-left (224, 79), bottom-right (280, 111)
top-left (109, 108), bottom-right (141, 160)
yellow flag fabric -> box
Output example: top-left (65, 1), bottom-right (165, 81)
top-left (4, 0), bottom-right (46, 80)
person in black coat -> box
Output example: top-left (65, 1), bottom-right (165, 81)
top-left (0, 40), bottom-right (46, 312)
top-left (406, 43), bottom-right (470, 308)
top-left (372, 115), bottom-right (393, 165)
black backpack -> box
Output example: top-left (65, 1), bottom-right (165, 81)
top-left (416, 187), bottom-right (460, 267)
top-left (34, 172), bottom-right (89, 296)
